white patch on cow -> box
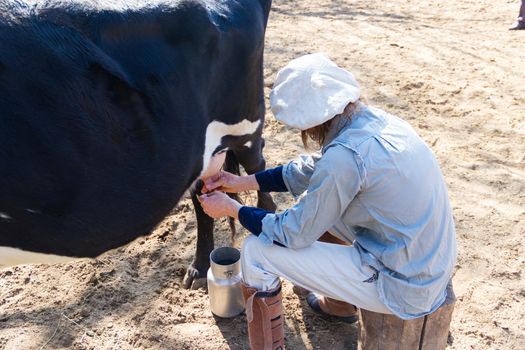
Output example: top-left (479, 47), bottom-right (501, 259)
top-left (243, 141), bottom-right (253, 148)
top-left (0, 247), bottom-right (79, 267)
top-left (0, 212), bottom-right (12, 221)
top-left (25, 208), bottom-right (41, 214)
top-left (200, 119), bottom-right (261, 177)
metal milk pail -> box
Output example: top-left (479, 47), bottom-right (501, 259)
top-left (207, 247), bottom-right (244, 318)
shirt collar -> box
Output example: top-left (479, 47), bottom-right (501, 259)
top-left (322, 102), bottom-right (367, 148)
top-left (322, 114), bottom-right (351, 148)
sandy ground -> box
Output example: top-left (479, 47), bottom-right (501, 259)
top-left (1, 0), bottom-right (524, 349)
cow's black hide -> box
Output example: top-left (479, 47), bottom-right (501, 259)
top-left (0, 0), bottom-right (275, 287)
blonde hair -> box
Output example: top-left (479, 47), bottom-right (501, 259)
top-left (301, 99), bottom-right (364, 149)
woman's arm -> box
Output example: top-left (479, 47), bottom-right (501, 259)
top-left (202, 171), bottom-right (260, 193)
top-left (202, 152), bottom-right (322, 195)
top-left (247, 146), bottom-right (363, 248)
top-left (203, 165), bottom-right (290, 193)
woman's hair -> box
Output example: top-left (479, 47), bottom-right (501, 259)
top-left (301, 99), bottom-right (364, 149)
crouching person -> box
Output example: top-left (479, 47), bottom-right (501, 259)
top-left (199, 53), bottom-right (457, 350)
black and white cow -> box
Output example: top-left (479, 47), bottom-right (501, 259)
top-left (0, 0), bottom-right (275, 288)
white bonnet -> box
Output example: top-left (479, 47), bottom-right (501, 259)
top-left (269, 52), bottom-right (360, 130)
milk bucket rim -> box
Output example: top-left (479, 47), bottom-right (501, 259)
top-left (209, 246), bottom-right (241, 266)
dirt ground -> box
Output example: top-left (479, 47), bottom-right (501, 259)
top-left (1, 0), bottom-right (524, 349)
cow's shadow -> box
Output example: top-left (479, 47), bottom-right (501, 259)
top-left (0, 211), bottom-right (210, 348)
top-left (1, 213), bottom-right (358, 350)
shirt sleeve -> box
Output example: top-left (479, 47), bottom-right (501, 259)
top-left (254, 166), bottom-right (288, 192)
top-left (238, 206), bottom-right (286, 247)
top-left (281, 152), bottom-right (323, 197)
top-left (238, 206), bottom-right (270, 235)
top-left (259, 145), bottom-right (364, 248)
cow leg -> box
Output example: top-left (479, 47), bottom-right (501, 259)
top-left (183, 180), bottom-right (214, 289)
top-left (234, 138), bottom-right (277, 212)
top-left (183, 138), bottom-right (275, 289)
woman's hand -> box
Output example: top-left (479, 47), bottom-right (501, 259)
top-left (198, 191), bottom-right (242, 219)
top-left (202, 171), bottom-right (259, 193)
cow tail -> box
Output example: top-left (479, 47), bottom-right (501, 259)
top-left (224, 150), bottom-right (242, 243)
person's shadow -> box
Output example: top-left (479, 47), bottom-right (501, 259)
top-left (291, 285), bottom-right (358, 350)
top-left (214, 284), bottom-right (358, 350)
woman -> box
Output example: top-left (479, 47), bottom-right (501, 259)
top-left (199, 53), bottom-right (457, 350)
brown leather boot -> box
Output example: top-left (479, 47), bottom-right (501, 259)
top-left (241, 282), bottom-right (285, 350)
top-left (306, 292), bottom-right (358, 324)
top-left (318, 232), bottom-right (349, 245)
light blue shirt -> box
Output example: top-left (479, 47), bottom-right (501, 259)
top-left (259, 105), bottom-right (457, 319)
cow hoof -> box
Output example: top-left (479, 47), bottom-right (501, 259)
top-left (182, 264), bottom-right (207, 289)
top-left (191, 277), bottom-right (207, 290)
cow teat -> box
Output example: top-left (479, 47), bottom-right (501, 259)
top-left (200, 149), bottom-right (227, 181)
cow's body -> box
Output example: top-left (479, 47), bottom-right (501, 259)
top-left (0, 0), bottom-right (274, 286)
